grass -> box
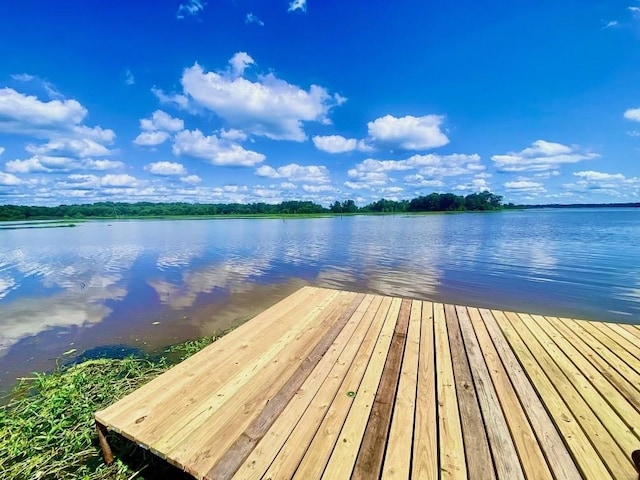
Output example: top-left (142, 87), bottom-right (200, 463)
top-left (0, 333), bottom-right (228, 480)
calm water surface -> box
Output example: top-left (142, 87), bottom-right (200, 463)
top-left (0, 209), bottom-right (638, 390)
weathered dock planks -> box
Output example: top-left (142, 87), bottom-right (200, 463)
top-left (95, 286), bottom-right (640, 479)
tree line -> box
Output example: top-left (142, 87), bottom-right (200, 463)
top-left (0, 191), bottom-right (505, 221)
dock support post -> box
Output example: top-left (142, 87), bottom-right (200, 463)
top-left (96, 420), bottom-right (114, 465)
top-left (632, 450), bottom-right (640, 476)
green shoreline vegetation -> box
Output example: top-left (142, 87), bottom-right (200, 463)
top-left (0, 191), bottom-right (506, 221)
top-left (0, 334), bottom-right (228, 480)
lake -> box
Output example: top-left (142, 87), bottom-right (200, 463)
top-left (0, 208), bottom-right (639, 392)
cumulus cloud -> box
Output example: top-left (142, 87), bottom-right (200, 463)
top-left (312, 135), bottom-right (373, 153)
top-left (288, 0), bottom-right (307, 12)
top-left (562, 170), bottom-right (640, 196)
top-left (624, 108), bottom-right (640, 121)
top-left (6, 155), bottom-right (123, 174)
top-left (629, 6), bottom-right (640, 18)
top-left (491, 140), bottom-right (598, 172)
top-left (367, 114), bottom-right (449, 150)
top-left (454, 178), bottom-right (492, 192)
top-left (144, 161), bottom-right (187, 176)
top-left (0, 87), bottom-right (86, 133)
top-left (0, 87), bottom-right (115, 162)
top-left (134, 131), bottom-right (170, 146)
top-left (134, 110), bottom-right (184, 146)
top-left (0, 171), bottom-right (22, 186)
top-left (302, 184), bottom-right (336, 193)
top-left (0, 147), bottom-right (4, 156)
top-left (245, 12), bottom-right (264, 26)
top-left (25, 137), bottom-right (112, 158)
top-left (504, 180), bottom-right (547, 193)
top-left (172, 55), bottom-right (345, 141)
top-left (141, 110), bottom-right (184, 132)
top-left (84, 159), bottom-right (124, 171)
top-left (173, 129), bottom-right (265, 166)
top-left (349, 153), bottom-right (482, 180)
top-left (229, 52), bottom-right (255, 77)
top-left (177, 0), bottom-right (206, 19)
top-left (255, 163), bottom-right (330, 183)
top-left (180, 174), bottom-right (201, 184)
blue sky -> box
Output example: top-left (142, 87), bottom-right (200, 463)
top-left (0, 0), bottom-right (639, 206)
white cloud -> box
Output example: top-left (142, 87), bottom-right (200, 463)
top-left (302, 184), bottom-right (336, 193)
top-left (245, 12), bottom-right (264, 26)
top-left (573, 171), bottom-right (626, 182)
top-left (101, 174), bottom-right (139, 187)
top-left (25, 137), bottom-right (112, 158)
top-left (491, 140), bottom-right (598, 172)
top-left (178, 57), bottom-right (345, 141)
top-left (84, 159), bottom-right (124, 171)
top-left (0, 87), bottom-right (86, 133)
top-left (629, 6), bottom-right (640, 18)
top-left (144, 161), bottom-right (187, 176)
top-left (6, 155), bottom-right (77, 173)
top-left (173, 129), bottom-right (265, 166)
top-left (56, 173), bottom-right (141, 190)
top-left (349, 153), bottom-right (483, 180)
top-left (6, 155), bottom-right (123, 174)
top-left (404, 174), bottom-right (445, 188)
top-left (367, 114), bottom-right (449, 150)
top-left (312, 135), bottom-right (373, 153)
top-left (0, 88), bottom-right (115, 163)
top-left (229, 52), bottom-right (255, 77)
top-left (134, 131), bottom-right (170, 146)
top-left (177, 0), bottom-right (206, 19)
top-left (255, 163), bottom-right (330, 183)
top-left (288, 0), bottom-right (307, 12)
top-left (140, 110), bottom-right (184, 132)
top-left (624, 108), bottom-right (640, 121)
top-left (603, 20), bottom-right (619, 29)
top-left (0, 171), bottom-right (22, 186)
top-left (344, 180), bottom-right (372, 190)
top-left (152, 87), bottom-right (190, 110)
top-left (454, 178), bottom-right (492, 192)
top-left (0, 147), bottom-right (4, 156)
top-left (180, 174), bottom-right (201, 184)
top-left (220, 128), bottom-right (248, 141)
top-left (504, 180), bottom-right (547, 193)
top-left (562, 170), bottom-right (640, 196)
top-left (125, 69), bottom-right (135, 86)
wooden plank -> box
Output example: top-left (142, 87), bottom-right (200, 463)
top-left (411, 301), bottom-right (438, 480)
top-left (351, 298), bottom-right (411, 480)
top-left (434, 302), bottom-right (467, 480)
top-left (95, 286), bottom-right (325, 429)
top-left (597, 322), bottom-right (640, 359)
top-left (517, 312), bottom-right (637, 473)
top-left (204, 293), bottom-right (366, 479)
top-left (574, 320), bottom-right (640, 373)
top-left (163, 292), bottom-right (358, 474)
top-left (480, 309), bottom-right (598, 480)
top-left (444, 304), bottom-right (496, 480)
top-left (381, 299), bottom-right (421, 480)
top-left (545, 316), bottom-right (640, 407)
top-left (288, 296), bottom-right (391, 480)
top-left (228, 294), bottom-right (379, 480)
top-left (468, 308), bottom-right (554, 480)
top-left (498, 310), bottom-right (626, 479)
top-left (456, 306), bottom-right (525, 480)
top-left (320, 297), bottom-right (402, 479)
top-left (620, 324), bottom-right (640, 341)
top-left (530, 315), bottom-right (640, 442)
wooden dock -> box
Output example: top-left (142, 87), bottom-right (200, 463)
top-left (95, 286), bottom-right (640, 479)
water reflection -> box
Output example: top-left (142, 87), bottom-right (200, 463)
top-left (0, 210), bottom-right (639, 392)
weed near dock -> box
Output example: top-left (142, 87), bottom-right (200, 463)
top-left (0, 335), bottom-right (224, 479)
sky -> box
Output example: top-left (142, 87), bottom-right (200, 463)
top-left (0, 0), bottom-right (639, 206)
